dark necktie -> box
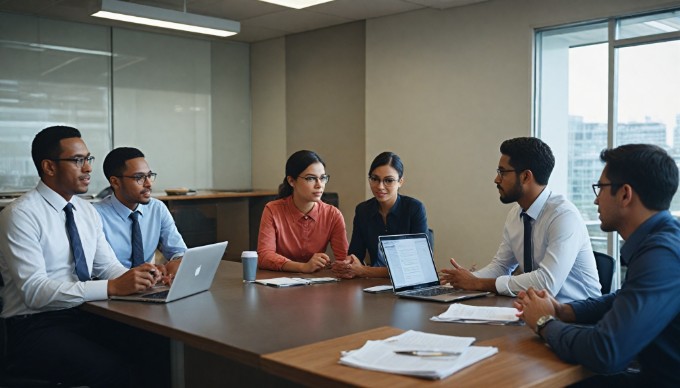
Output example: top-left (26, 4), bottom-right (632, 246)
top-left (521, 211), bottom-right (533, 273)
top-left (64, 203), bottom-right (90, 281)
top-left (129, 211), bottom-right (144, 268)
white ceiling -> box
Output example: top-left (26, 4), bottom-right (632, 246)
top-left (0, 0), bottom-right (489, 43)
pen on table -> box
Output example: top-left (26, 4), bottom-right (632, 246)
top-left (394, 350), bottom-right (462, 357)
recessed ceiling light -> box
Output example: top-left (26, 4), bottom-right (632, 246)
top-left (258, 0), bottom-right (335, 10)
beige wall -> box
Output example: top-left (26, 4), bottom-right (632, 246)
top-left (251, 38), bottom-right (287, 191)
top-left (285, 22), bottom-right (366, 237)
top-left (251, 22), bottom-right (366, 248)
top-left (252, 0), bottom-right (680, 268)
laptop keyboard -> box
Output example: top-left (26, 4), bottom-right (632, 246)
top-left (144, 290), bottom-right (169, 299)
top-left (403, 287), bottom-right (454, 297)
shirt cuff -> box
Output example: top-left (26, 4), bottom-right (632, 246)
top-left (494, 275), bottom-right (516, 297)
top-left (83, 279), bottom-right (110, 301)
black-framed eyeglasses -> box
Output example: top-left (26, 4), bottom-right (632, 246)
top-left (496, 168), bottom-right (519, 179)
top-left (116, 172), bottom-right (157, 185)
top-left (368, 175), bottom-right (399, 187)
top-left (51, 156), bottom-right (95, 168)
top-left (298, 175), bottom-right (330, 184)
top-left (592, 182), bottom-right (621, 197)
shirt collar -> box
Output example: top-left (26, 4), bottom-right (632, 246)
top-left (109, 193), bottom-right (144, 219)
top-left (620, 210), bottom-right (671, 266)
top-left (369, 194), bottom-right (402, 217)
top-left (522, 187), bottom-right (551, 220)
top-left (36, 180), bottom-right (70, 213)
top-left (285, 195), bottom-right (319, 220)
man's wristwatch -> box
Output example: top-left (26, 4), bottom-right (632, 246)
top-left (535, 315), bottom-right (557, 339)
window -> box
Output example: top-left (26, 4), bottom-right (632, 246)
top-left (535, 9), bottom-right (680, 289)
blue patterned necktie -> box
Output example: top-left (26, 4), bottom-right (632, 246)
top-left (64, 203), bottom-right (90, 281)
top-left (129, 211), bottom-right (144, 268)
top-left (521, 211), bottom-right (533, 273)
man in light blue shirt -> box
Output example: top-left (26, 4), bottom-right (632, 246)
top-left (441, 137), bottom-right (601, 302)
top-left (94, 147), bottom-right (186, 278)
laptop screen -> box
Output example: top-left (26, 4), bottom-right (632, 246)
top-left (379, 233), bottom-right (440, 291)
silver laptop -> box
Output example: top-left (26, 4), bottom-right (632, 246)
top-left (112, 241), bottom-right (228, 303)
top-left (379, 234), bottom-right (489, 303)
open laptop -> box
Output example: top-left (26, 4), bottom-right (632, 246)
top-left (111, 241), bottom-right (228, 303)
top-left (379, 233), bottom-right (489, 303)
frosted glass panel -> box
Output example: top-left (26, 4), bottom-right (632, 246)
top-left (0, 13), bottom-right (111, 194)
top-left (112, 29), bottom-right (212, 191)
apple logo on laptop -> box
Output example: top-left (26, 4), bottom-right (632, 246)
top-left (194, 265), bottom-right (201, 277)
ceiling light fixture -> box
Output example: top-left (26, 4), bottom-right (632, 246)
top-left (258, 0), bottom-right (335, 10)
top-left (91, 0), bottom-right (240, 38)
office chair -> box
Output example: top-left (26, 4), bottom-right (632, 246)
top-left (593, 251), bottom-right (615, 294)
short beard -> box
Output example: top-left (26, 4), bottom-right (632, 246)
top-left (499, 180), bottom-right (522, 204)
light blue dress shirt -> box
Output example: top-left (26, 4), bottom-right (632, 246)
top-left (94, 195), bottom-right (187, 268)
top-left (474, 188), bottom-right (601, 302)
top-left (0, 181), bottom-right (127, 318)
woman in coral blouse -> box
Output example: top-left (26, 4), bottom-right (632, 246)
top-left (257, 150), bottom-right (348, 273)
top-left (332, 151), bottom-right (429, 278)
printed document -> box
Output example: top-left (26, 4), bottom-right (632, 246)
top-left (431, 303), bottom-right (521, 324)
top-left (339, 330), bottom-right (497, 380)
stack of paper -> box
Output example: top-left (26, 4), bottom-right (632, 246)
top-left (431, 303), bottom-right (521, 325)
top-left (339, 330), bottom-right (497, 380)
top-left (254, 277), bottom-right (339, 287)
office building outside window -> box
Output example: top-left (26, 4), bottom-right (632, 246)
top-left (534, 9), bottom-right (680, 289)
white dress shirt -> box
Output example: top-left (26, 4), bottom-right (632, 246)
top-left (0, 181), bottom-right (127, 318)
top-left (474, 188), bottom-right (601, 302)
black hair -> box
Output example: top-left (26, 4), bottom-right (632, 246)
top-left (31, 125), bottom-right (82, 177)
top-left (369, 151), bottom-right (404, 178)
top-left (277, 150), bottom-right (326, 199)
top-left (600, 144), bottom-right (678, 211)
top-left (103, 147), bottom-right (146, 181)
top-left (500, 137), bottom-right (555, 185)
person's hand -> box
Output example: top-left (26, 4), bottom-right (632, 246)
top-left (332, 255), bottom-right (363, 279)
top-left (107, 263), bottom-right (158, 296)
top-left (162, 258), bottom-right (182, 285)
top-left (302, 253), bottom-right (330, 273)
top-left (440, 258), bottom-right (477, 290)
top-left (513, 288), bottom-right (557, 331)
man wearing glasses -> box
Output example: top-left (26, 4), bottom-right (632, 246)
top-left (94, 147), bottom-right (187, 281)
top-left (440, 137), bottom-right (601, 303)
top-left (515, 144), bottom-right (680, 387)
top-left (0, 126), bottom-right (162, 386)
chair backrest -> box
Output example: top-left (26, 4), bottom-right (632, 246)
top-left (593, 251), bottom-right (615, 294)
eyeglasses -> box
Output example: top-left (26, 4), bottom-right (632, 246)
top-left (368, 176), bottom-right (399, 187)
top-left (298, 175), bottom-right (330, 184)
top-left (496, 168), bottom-right (519, 179)
top-left (116, 172), bottom-right (157, 185)
top-left (51, 156), bottom-right (95, 168)
top-left (592, 182), bottom-right (621, 197)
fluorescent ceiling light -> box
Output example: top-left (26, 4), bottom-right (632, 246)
top-left (258, 0), bottom-right (335, 9)
top-left (92, 0), bottom-right (240, 38)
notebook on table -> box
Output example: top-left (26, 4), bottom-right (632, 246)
top-left (111, 241), bottom-right (228, 303)
top-left (379, 234), bottom-right (489, 303)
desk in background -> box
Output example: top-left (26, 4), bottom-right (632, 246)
top-left (82, 261), bottom-right (588, 387)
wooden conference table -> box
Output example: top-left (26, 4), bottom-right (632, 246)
top-left (82, 261), bottom-right (589, 387)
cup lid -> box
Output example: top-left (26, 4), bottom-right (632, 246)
top-left (241, 251), bottom-right (258, 258)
